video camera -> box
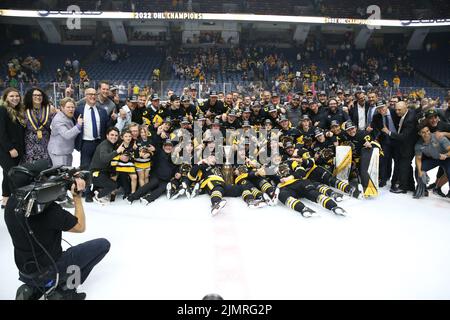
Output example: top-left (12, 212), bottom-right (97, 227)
top-left (9, 163), bottom-right (91, 217)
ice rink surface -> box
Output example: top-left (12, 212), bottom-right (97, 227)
top-left (1, 167), bottom-right (449, 300)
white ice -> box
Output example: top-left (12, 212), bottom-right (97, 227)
top-left (1, 155), bottom-right (449, 299)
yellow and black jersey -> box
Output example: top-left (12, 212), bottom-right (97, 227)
top-left (143, 107), bottom-right (165, 127)
top-left (134, 138), bottom-right (153, 170)
top-left (188, 164), bottom-right (224, 190)
top-left (111, 144), bottom-right (136, 173)
top-left (278, 160), bottom-right (308, 188)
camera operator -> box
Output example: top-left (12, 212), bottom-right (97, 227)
top-left (4, 160), bottom-right (111, 300)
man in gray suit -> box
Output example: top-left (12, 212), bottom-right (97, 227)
top-left (48, 97), bottom-right (83, 167)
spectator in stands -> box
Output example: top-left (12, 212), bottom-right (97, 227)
top-left (48, 97), bottom-right (83, 167)
top-left (0, 87), bottom-right (25, 208)
top-left (393, 75), bottom-right (400, 90)
top-left (23, 88), bottom-right (56, 163)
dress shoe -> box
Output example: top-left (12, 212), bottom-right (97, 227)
top-left (379, 181), bottom-right (387, 188)
top-left (433, 188), bottom-right (447, 198)
top-left (426, 182), bottom-right (436, 190)
top-left (390, 185), bottom-right (399, 192)
top-left (390, 188), bottom-right (407, 194)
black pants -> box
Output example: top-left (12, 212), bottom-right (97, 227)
top-left (80, 140), bottom-right (101, 170)
top-left (129, 176), bottom-right (168, 202)
top-left (116, 173), bottom-right (131, 195)
top-left (19, 238), bottom-right (110, 290)
top-left (0, 152), bottom-right (20, 197)
top-left (397, 153), bottom-right (415, 191)
top-left (379, 141), bottom-right (394, 183)
top-left (92, 172), bottom-right (117, 198)
top-left (208, 183), bottom-right (244, 205)
top-left (279, 180), bottom-right (338, 211)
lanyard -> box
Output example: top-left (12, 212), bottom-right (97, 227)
top-left (27, 106), bottom-right (49, 140)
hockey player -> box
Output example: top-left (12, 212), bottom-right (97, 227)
top-left (275, 160), bottom-right (347, 217)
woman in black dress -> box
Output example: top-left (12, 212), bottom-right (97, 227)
top-left (0, 87), bottom-right (25, 208)
top-left (22, 88), bottom-right (56, 163)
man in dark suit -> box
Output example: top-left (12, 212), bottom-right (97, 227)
top-left (74, 87), bottom-right (109, 170)
top-left (371, 100), bottom-right (398, 187)
top-left (382, 101), bottom-right (417, 193)
top-left (349, 90), bottom-right (370, 131)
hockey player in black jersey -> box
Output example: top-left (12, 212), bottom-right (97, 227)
top-left (275, 160), bottom-right (347, 217)
top-left (284, 140), bottom-right (360, 199)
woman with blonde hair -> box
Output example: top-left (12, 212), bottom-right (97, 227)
top-left (0, 87), bottom-right (25, 208)
top-left (48, 97), bottom-right (83, 167)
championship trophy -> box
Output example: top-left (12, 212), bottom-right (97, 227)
top-left (222, 145), bottom-right (234, 185)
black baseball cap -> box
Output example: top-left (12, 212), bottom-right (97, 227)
top-left (425, 109), bottom-right (438, 118)
top-left (330, 120), bottom-right (340, 127)
top-left (314, 128), bottom-right (324, 137)
top-left (344, 121), bottom-right (356, 131)
top-left (170, 94), bottom-right (180, 102)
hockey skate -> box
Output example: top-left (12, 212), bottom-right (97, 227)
top-left (191, 183), bottom-right (200, 198)
top-left (182, 181), bottom-right (191, 199)
top-left (271, 187), bottom-right (280, 205)
top-left (141, 194), bottom-right (154, 205)
top-left (331, 192), bottom-right (344, 202)
top-left (185, 186), bottom-right (192, 199)
top-left (125, 195), bottom-right (136, 205)
top-left (171, 187), bottom-right (185, 200)
top-left (166, 183), bottom-right (173, 199)
top-left (93, 191), bottom-right (110, 205)
top-left (331, 206), bottom-right (347, 216)
top-left (248, 198), bottom-right (268, 209)
top-left (301, 206), bottom-right (316, 218)
top-left (349, 185), bottom-right (362, 199)
top-left (211, 199), bottom-right (227, 216)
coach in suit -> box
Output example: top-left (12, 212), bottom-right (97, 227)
top-left (74, 87), bottom-right (109, 170)
top-left (382, 101), bottom-right (417, 193)
top-left (370, 100), bottom-right (398, 187)
top-left (48, 97), bottom-right (83, 167)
